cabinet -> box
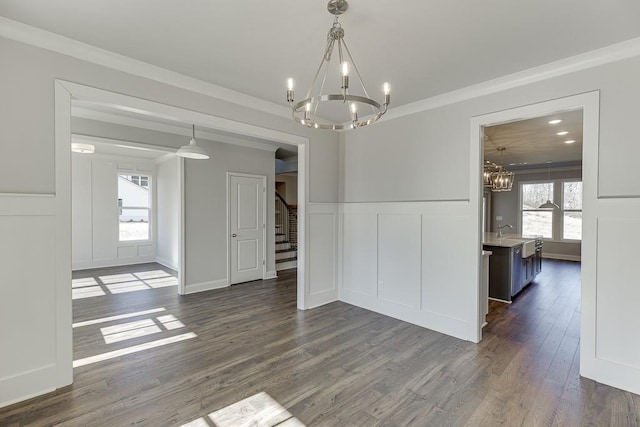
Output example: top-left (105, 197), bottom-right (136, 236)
top-left (483, 244), bottom-right (522, 302)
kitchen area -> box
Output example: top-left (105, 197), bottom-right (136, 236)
top-left (480, 110), bottom-right (583, 326)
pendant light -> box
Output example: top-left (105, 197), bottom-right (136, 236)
top-left (177, 125), bottom-right (210, 160)
top-left (539, 161), bottom-right (560, 209)
top-left (490, 148), bottom-right (515, 192)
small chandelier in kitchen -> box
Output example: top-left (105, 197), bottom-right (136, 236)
top-left (286, 0), bottom-right (390, 130)
top-left (489, 147), bottom-right (515, 192)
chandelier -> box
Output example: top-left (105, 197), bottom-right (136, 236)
top-left (286, 0), bottom-right (390, 130)
top-left (485, 147), bottom-right (514, 192)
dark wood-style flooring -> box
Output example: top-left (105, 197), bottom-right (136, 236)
top-left (1, 260), bottom-right (639, 426)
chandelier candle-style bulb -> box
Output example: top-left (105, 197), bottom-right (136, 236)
top-left (304, 102), bottom-right (311, 121)
top-left (286, 78), bottom-right (295, 103)
top-left (341, 61), bottom-right (350, 90)
top-left (350, 102), bottom-right (358, 122)
top-left (383, 82), bottom-right (391, 105)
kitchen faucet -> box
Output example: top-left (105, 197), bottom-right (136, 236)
top-left (497, 223), bottom-right (513, 238)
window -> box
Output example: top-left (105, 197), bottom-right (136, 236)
top-left (520, 180), bottom-right (582, 241)
top-left (121, 175), bottom-right (149, 188)
top-left (563, 181), bottom-right (582, 240)
top-left (118, 173), bottom-right (151, 241)
top-left (521, 182), bottom-right (553, 238)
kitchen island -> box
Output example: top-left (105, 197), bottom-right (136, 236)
top-left (483, 233), bottom-right (543, 302)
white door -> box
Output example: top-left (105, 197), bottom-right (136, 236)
top-left (230, 174), bottom-right (265, 285)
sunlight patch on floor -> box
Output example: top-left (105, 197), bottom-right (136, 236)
top-left (72, 267), bottom-right (177, 299)
top-left (73, 307), bottom-right (167, 328)
top-left (73, 332), bottom-right (197, 368)
top-left (180, 392), bottom-right (305, 427)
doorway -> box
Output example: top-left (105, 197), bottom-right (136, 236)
top-left (470, 91), bottom-right (599, 378)
top-left (53, 80), bottom-right (311, 392)
top-left (228, 173), bottom-right (267, 285)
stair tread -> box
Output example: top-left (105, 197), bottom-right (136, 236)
top-left (276, 249), bottom-right (297, 253)
top-left (276, 256), bottom-right (297, 263)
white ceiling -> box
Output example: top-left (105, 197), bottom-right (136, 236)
top-left (71, 100), bottom-right (299, 159)
top-left (72, 135), bottom-right (172, 160)
top-left (484, 110), bottom-right (583, 168)
top-left (2, 0), bottom-right (640, 122)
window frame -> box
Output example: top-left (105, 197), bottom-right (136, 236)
top-left (561, 179), bottom-right (582, 242)
top-left (519, 178), bottom-right (582, 242)
top-left (117, 171), bottom-right (153, 243)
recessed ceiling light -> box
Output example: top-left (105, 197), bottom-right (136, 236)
top-left (71, 142), bottom-right (95, 154)
top-left (564, 140), bottom-right (575, 144)
top-left (548, 119), bottom-right (562, 125)
top-left (556, 131), bottom-right (569, 136)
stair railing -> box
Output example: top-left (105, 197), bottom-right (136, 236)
top-left (275, 192), bottom-right (290, 244)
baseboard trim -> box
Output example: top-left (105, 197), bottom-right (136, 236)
top-left (184, 278), bottom-right (229, 294)
top-left (264, 270), bottom-right (278, 280)
top-left (0, 364), bottom-right (57, 409)
top-left (72, 256), bottom-right (156, 271)
top-left (155, 256), bottom-right (178, 272)
top-left (543, 253), bottom-right (581, 262)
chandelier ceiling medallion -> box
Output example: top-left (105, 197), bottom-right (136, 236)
top-left (485, 147), bottom-right (515, 192)
top-left (286, 0), bottom-right (390, 130)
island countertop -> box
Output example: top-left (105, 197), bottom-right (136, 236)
top-left (482, 232), bottom-right (542, 248)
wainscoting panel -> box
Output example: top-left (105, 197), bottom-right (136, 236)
top-left (0, 192), bottom-right (69, 408)
top-left (596, 217), bottom-right (640, 369)
top-left (341, 213), bottom-right (377, 297)
top-left (339, 201), bottom-right (475, 341)
top-left (422, 214), bottom-right (475, 324)
top-left (306, 204), bottom-right (338, 308)
top-left (378, 214), bottom-right (421, 309)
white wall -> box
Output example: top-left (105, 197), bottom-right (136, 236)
top-left (340, 55), bottom-right (640, 394)
top-left (184, 142), bottom-right (276, 290)
top-left (72, 153), bottom-right (156, 270)
top-left (0, 35), bottom-right (339, 408)
top-left (156, 157), bottom-right (180, 270)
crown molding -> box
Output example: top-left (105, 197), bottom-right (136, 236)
top-left (382, 36), bottom-right (640, 122)
top-left (0, 16), bottom-right (291, 120)
top-left (3, 16), bottom-right (640, 128)
top-left (72, 107), bottom-right (279, 153)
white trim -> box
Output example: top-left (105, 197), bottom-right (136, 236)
top-left (264, 270), bottom-right (278, 279)
top-left (384, 37), bottom-right (640, 122)
top-left (72, 256), bottom-right (156, 271)
top-left (178, 157), bottom-right (186, 295)
top-left (59, 81), bottom-right (308, 147)
top-left (542, 253), bottom-right (581, 262)
top-left (72, 134), bottom-right (176, 153)
top-left (0, 17), bottom-right (290, 120)
top-left (470, 92), bottom-right (602, 380)
top-left (72, 107), bottom-right (280, 153)
top-left (184, 278), bottom-right (229, 294)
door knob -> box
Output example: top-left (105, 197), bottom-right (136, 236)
top-left (232, 233), bottom-right (237, 237)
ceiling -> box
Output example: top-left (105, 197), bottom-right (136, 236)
top-left (73, 136), bottom-right (172, 160)
top-left (2, 0), bottom-right (640, 123)
top-left (72, 100), bottom-right (299, 159)
top-left (484, 110), bottom-right (583, 168)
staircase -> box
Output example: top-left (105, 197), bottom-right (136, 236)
top-left (275, 192), bottom-right (297, 271)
